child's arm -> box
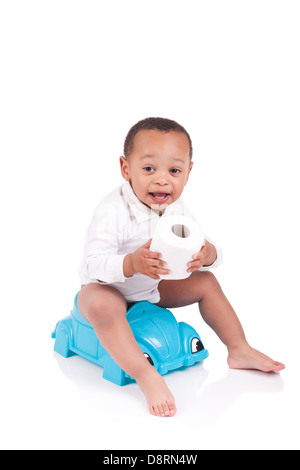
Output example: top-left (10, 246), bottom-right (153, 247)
top-left (123, 240), bottom-right (170, 280)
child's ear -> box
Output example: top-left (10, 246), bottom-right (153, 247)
top-left (185, 161), bottom-right (193, 185)
top-left (120, 156), bottom-right (130, 181)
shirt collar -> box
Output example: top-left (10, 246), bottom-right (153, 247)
top-left (121, 181), bottom-right (186, 223)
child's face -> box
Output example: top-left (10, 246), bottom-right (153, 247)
top-left (120, 129), bottom-right (193, 210)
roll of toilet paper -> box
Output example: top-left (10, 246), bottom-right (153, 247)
top-left (150, 215), bottom-right (205, 280)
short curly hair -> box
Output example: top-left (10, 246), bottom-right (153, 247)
top-left (123, 117), bottom-right (193, 159)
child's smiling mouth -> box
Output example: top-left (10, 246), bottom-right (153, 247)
top-left (149, 192), bottom-right (171, 203)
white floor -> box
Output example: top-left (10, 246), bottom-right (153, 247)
top-left (1, 284), bottom-right (298, 451)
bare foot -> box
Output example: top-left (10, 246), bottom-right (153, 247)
top-left (228, 344), bottom-right (285, 372)
top-left (136, 368), bottom-right (177, 417)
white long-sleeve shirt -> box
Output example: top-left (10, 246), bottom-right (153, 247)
top-left (79, 182), bottom-right (223, 303)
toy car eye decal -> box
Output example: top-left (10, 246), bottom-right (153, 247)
top-left (191, 337), bottom-right (204, 353)
top-left (143, 352), bottom-right (154, 366)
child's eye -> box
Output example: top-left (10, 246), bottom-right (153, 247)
top-left (143, 166), bottom-right (155, 172)
top-left (170, 168), bottom-right (180, 174)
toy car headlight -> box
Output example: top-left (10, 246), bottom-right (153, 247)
top-left (143, 352), bottom-right (154, 365)
top-left (191, 337), bottom-right (204, 354)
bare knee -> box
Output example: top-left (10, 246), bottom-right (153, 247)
top-left (196, 270), bottom-right (217, 283)
top-left (89, 297), bottom-right (126, 328)
top-left (190, 270), bottom-right (221, 296)
top-left (78, 285), bottom-right (127, 328)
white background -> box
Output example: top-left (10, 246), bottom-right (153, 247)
top-left (1, 0), bottom-right (299, 450)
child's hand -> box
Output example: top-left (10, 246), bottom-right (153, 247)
top-left (124, 240), bottom-right (170, 279)
top-left (187, 240), bottom-right (217, 273)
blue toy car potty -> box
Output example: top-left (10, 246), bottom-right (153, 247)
top-left (51, 293), bottom-right (208, 386)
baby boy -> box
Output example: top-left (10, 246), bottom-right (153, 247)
top-left (78, 117), bottom-right (285, 417)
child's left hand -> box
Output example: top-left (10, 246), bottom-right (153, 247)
top-left (187, 240), bottom-right (217, 273)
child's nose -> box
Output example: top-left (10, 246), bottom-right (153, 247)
top-left (154, 171), bottom-right (169, 185)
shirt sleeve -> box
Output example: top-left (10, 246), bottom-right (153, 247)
top-left (86, 252), bottom-right (127, 284)
top-left (80, 200), bottom-right (127, 284)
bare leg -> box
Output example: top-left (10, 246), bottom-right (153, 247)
top-left (157, 271), bottom-right (285, 372)
top-left (77, 284), bottom-right (176, 417)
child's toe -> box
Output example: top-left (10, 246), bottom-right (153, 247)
top-left (168, 403), bottom-right (177, 417)
top-left (273, 361), bottom-right (285, 371)
top-left (162, 402), bottom-right (170, 417)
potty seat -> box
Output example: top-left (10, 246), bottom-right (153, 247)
top-left (51, 293), bottom-right (208, 386)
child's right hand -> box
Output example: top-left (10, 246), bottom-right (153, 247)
top-left (124, 240), bottom-right (170, 279)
